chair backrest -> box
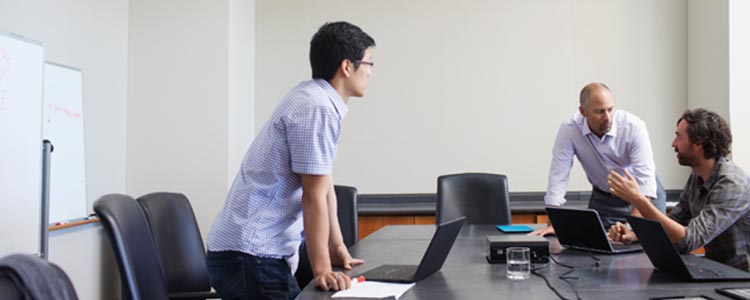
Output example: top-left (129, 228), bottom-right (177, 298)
top-left (94, 193), bottom-right (170, 300)
top-left (436, 173), bottom-right (512, 225)
top-left (335, 185), bottom-right (359, 247)
top-left (136, 192), bottom-right (211, 295)
top-left (295, 185), bottom-right (360, 287)
top-left (0, 274), bottom-right (21, 300)
top-left (0, 254), bottom-right (78, 300)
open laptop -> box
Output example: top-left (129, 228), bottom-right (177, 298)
top-left (355, 216), bottom-right (465, 283)
top-left (627, 215), bottom-right (750, 281)
top-left (546, 207), bottom-right (642, 254)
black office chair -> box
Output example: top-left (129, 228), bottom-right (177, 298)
top-left (136, 192), bottom-right (219, 300)
top-left (0, 274), bottom-right (20, 300)
top-left (334, 185), bottom-right (359, 246)
top-left (436, 173), bottom-right (512, 225)
top-left (95, 193), bottom-right (171, 300)
top-left (0, 274), bottom-right (23, 300)
top-left (294, 185), bottom-right (359, 287)
top-left (0, 254), bottom-right (78, 300)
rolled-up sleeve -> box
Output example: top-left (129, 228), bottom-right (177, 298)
top-left (673, 176), bottom-right (750, 252)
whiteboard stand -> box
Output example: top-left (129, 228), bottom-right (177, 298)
top-left (40, 140), bottom-right (53, 259)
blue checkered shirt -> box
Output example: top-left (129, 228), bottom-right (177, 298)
top-left (670, 157), bottom-right (750, 271)
top-left (206, 79), bottom-right (348, 272)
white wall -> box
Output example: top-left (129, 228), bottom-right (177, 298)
top-left (687, 0), bottom-right (750, 170)
top-left (126, 0), bottom-right (254, 237)
top-left (687, 0), bottom-right (729, 118)
top-left (256, 0), bottom-right (689, 193)
top-left (729, 0), bottom-right (750, 170)
top-left (49, 225), bottom-right (119, 300)
top-left (0, 0), bottom-right (128, 298)
top-left (228, 0), bottom-right (256, 186)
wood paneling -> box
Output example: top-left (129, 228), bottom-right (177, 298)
top-left (511, 214), bottom-right (536, 224)
top-left (359, 213), bottom-right (549, 239)
top-left (358, 216), bottom-right (415, 240)
top-left (536, 214), bottom-right (549, 224)
top-left (414, 216), bottom-right (436, 225)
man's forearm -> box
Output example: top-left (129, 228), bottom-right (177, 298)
top-left (631, 195), bottom-right (686, 242)
top-left (630, 198), bottom-right (651, 217)
top-left (302, 186), bottom-right (332, 276)
top-left (326, 184), bottom-right (344, 247)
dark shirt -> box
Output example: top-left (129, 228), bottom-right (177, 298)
top-left (669, 157), bottom-right (750, 271)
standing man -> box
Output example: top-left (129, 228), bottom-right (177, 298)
top-left (609, 109), bottom-right (750, 271)
top-left (531, 82), bottom-right (659, 236)
top-left (205, 22), bottom-right (375, 299)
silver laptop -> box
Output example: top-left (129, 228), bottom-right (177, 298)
top-left (546, 207), bottom-right (642, 254)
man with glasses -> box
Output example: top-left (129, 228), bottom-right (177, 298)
top-left (206, 21), bottom-right (375, 299)
top-left (530, 82), bottom-right (660, 236)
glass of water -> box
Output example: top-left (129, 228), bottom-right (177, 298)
top-left (506, 247), bottom-right (531, 280)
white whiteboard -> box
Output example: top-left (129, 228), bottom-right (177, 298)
top-left (0, 32), bottom-right (44, 256)
top-left (43, 62), bottom-right (87, 222)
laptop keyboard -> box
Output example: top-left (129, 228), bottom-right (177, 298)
top-left (380, 265), bottom-right (418, 281)
top-left (685, 263), bottom-right (723, 279)
top-left (611, 243), bottom-right (631, 250)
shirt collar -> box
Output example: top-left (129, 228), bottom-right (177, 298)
top-left (700, 156), bottom-right (727, 190)
top-left (314, 79), bottom-right (348, 119)
top-left (579, 111), bottom-right (618, 140)
top-left (607, 112), bottom-right (619, 137)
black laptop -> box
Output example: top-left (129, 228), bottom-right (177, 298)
top-left (546, 207), bottom-right (642, 254)
top-left (355, 217), bottom-right (465, 283)
top-left (627, 215), bottom-right (750, 281)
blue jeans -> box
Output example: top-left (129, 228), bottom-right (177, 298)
top-left (206, 250), bottom-right (301, 300)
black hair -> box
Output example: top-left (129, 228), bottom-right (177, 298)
top-left (310, 21), bottom-right (376, 81)
top-left (678, 108), bottom-right (732, 160)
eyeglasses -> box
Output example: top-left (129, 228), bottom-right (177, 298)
top-left (355, 60), bottom-right (374, 67)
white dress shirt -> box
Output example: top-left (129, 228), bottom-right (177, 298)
top-left (544, 110), bottom-right (657, 206)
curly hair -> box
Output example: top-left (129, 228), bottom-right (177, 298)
top-left (678, 108), bottom-right (732, 160)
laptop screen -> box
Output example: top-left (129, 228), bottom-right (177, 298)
top-left (546, 207), bottom-right (614, 250)
top-left (413, 216), bottom-right (465, 280)
top-left (625, 216), bottom-right (692, 277)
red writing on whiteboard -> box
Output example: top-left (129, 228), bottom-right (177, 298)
top-left (47, 103), bottom-right (82, 123)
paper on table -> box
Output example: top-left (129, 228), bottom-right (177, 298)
top-left (331, 281), bottom-right (415, 299)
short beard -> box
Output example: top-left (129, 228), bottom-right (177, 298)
top-left (599, 124), bottom-right (611, 135)
top-left (676, 151), bottom-right (695, 166)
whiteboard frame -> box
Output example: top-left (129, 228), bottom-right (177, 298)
top-left (0, 31), bottom-right (45, 257)
top-left (43, 61), bottom-right (88, 223)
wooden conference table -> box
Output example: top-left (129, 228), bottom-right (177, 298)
top-left (296, 224), bottom-right (750, 300)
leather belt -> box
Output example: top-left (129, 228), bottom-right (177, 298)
top-left (592, 185), bottom-right (616, 198)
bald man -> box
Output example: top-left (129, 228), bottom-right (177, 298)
top-left (530, 83), bottom-right (659, 236)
